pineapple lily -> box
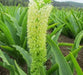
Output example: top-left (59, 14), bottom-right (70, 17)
top-left (27, 0), bottom-right (52, 75)
top-left (0, 2), bottom-right (83, 75)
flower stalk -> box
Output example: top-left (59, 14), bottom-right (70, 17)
top-left (27, 0), bottom-right (52, 75)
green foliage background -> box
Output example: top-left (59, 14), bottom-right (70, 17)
top-left (0, 0), bottom-right (29, 6)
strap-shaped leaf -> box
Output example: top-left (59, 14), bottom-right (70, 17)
top-left (18, 8), bottom-right (28, 26)
top-left (0, 50), bottom-right (18, 75)
top-left (20, 14), bottom-right (27, 46)
top-left (72, 30), bottom-right (83, 50)
top-left (50, 24), bottom-right (65, 37)
top-left (52, 29), bottom-right (62, 44)
top-left (4, 13), bottom-right (21, 44)
top-left (12, 45), bottom-right (32, 67)
top-left (0, 49), bottom-right (27, 75)
top-left (0, 62), bottom-right (18, 75)
top-left (47, 46), bottom-right (82, 75)
top-left (70, 53), bottom-right (83, 75)
top-left (0, 50), bottom-right (10, 65)
top-left (47, 36), bottom-right (73, 75)
top-left (14, 61), bottom-right (27, 75)
top-left (0, 21), bottom-right (15, 45)
top-left (0, 31), bottom-right (8, 44)
top-left (47, 23), bottom-right (58, 30)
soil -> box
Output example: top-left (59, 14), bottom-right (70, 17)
top-left (0, 58), bottom-right (9, 75)
top-left (0, 35), bottom-right (83, 75)
top-left (0, 66), bottom-right (9, 75)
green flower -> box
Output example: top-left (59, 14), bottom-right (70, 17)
top-left (27, 0), bottom-right (53, 75)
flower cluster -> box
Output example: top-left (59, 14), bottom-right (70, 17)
top-left (27, 0), bottom-right (52, 75)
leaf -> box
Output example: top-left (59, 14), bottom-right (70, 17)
top-left (0, 50), bottom-right (19, 75)
top-left (14, 61), bottom-right (27, 75)
top-left (50, 24), bottom-right (65, 37)
top-left (0, 62), bottom-right (18, 75)
top-left (18, 8), bottom-right (28, 26)
top-left (47, 36), bottom-right (73, 75)
top-left (12, 45), bottom-right (32, 67)
top-left (71, 10), bottom-right (82, 31)
top-left (0, 31), bottom-right (8, 44)
top-left (72, 30), bottom-right (83, 50)
top-left (0, 45), bottom-right (15, 56)
top-left (0, 21), bottom-right (15, 45)
top-left (52, 29), bottom-right (62, 44)
top-left (47, 29), bottom-right (62, 67)
top-left (20, 14), bottom-right (27, 46)
top-left (0, 50), bottom-right (27, 75)
top-left (47, 47), bottom-right (82, 75)
top-left (0, 41), bottom-right (6, 45)
top-left (47, 23), bottom-right (58, 30)
top-left (58, 42), bottom-right (73, 47)
top-left (70, 30), bottom-right (83, 72)
top-left (0, 50), bottom-right (9, 65)
top-left (70, 53), bottom-right (83, 75)
top-left (3, 13), bottom-right (21, 44)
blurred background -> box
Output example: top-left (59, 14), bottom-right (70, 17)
top-left (0, 0), bottom-right (83, 8)
top-left (0, 0), bottom-right (29, 6)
